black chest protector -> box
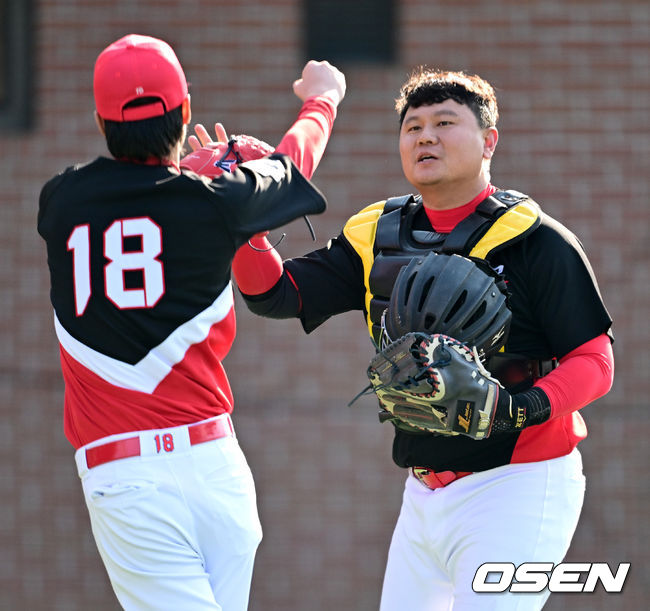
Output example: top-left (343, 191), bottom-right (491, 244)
top-left (353, 190), bottom-right (542, 346)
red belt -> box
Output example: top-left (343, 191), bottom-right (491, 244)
top-left (411, 467), bottom-right (473, 490)
top-left (85, 417), bottom-right (234, 469)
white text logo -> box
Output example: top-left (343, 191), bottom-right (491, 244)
top-left (472, 562), bottom-right (630, 593)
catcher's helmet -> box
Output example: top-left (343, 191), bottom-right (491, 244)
top-left (382, 252), bottom-right (511, 359)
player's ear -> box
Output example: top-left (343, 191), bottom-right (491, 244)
top-left (482, 127), bottom-right (498, 160)
top-left (94, 111), bottom-right (106, 136)
top-left (181, 95), bottom-right (191, 125)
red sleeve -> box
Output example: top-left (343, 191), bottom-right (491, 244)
top-left (232, 95), bottom-right (336, 294)
top-left (534, 333), bottom-right (614, 418)
top-left (274, 95), bottom-right (337, 180)
top-left (231, 235), bottom-right (284, 295)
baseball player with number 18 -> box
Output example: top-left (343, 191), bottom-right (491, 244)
top-left (196, 66), bottom-right (616, 609)
top-left (37, 34), bottom-right (345, 610)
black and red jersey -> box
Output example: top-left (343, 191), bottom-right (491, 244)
top-left (38, 154), bottom-right (325, 448)
top-left (241, 195), bottom-right (613, 472)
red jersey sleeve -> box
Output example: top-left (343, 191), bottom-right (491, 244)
top-left (535, 333), bottom-right (614, 418)
top-left (275, 95), bottom-right (337, 180)
top-left (232, 95), bottom-right (337, 295)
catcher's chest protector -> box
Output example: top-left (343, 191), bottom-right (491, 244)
top-left (342, 190), bottom-right (541, 345)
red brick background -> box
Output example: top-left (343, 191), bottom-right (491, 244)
top-left (1, 1), bottom-right (648, 609)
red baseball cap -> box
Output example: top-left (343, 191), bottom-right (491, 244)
top-left (93, 34), bottom-right (189, 122)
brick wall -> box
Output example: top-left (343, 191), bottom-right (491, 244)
top-left (1, 1), bottom-right (647, 609)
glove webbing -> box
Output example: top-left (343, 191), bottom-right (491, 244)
top-left (348, 333), bottom-right (442, 407)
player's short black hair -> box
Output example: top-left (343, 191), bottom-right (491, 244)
top-left (103, 97), bottom-right (184, 162)
top-left (395, 67), bottom-right (499, 129)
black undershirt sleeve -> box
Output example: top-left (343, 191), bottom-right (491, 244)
top-left (241, 270), bottom-right (302, 319)
top-left (241, 232), bottom-right (366, 333)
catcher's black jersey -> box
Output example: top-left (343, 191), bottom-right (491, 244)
top-left (243, 194), bottom-right (613, 472)
top-left (38, 154), bottom-right (325, 447)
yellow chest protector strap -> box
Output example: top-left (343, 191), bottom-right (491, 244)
top-left (342, 201), bottom-right (386, 334)
top-left (469, 198), bottom-right (540, 259)
top-left (343, 192), bottom-right (542, 337)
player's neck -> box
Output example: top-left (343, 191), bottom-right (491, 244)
top-left (420, 176), bottom-right (491, 211)
top-left (115, 155), bottom-right (180, 171)
top-left (115, 139), bottom-right (183, 170)
top-left (422, 184), bottom-right (496, 233)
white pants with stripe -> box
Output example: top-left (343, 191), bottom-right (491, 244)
top-left (75, 416), bottom-right (262, 611)
top-left (380, 448), bottom-right (586, 611)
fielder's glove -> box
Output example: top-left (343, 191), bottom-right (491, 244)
top-left (366, 333), bottom-right (552, 439)
top-left (180, 134), bottom-right (275, 177)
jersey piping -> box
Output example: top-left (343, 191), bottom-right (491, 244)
top-left (54, 282), bottom-right (234, 394)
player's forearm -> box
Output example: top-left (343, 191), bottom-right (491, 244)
top-left (231, 96), bottom-right (335, 292)
top-left (492, 333), bottom-right (613, 433)
top-left (534, 333), bottom-right (614, 418)
top-left (275, 95), bottom-right (337, 179)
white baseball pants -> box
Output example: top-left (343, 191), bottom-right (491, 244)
top-left (380, 448), bottom-right (586, 611)
top-left (75, 415), bottom-right (262, 610)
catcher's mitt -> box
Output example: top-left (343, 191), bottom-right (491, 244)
top-left (367, 333), bottom-right (504, 439)
top-left (180, 134), bottom-right (275, 177)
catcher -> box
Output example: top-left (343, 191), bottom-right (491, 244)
top-left (190, 67), bottom-right (614, 610)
